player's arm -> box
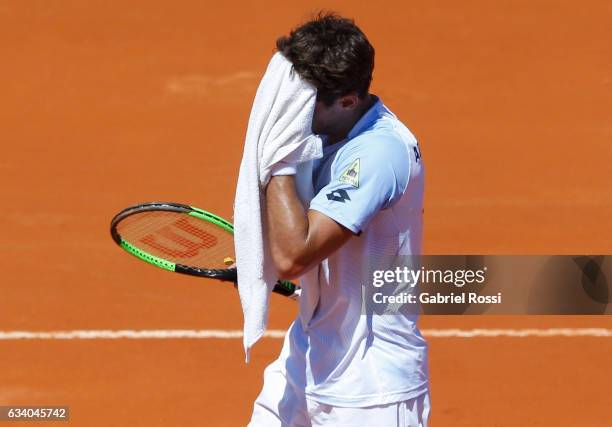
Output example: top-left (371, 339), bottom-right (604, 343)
top-left (265, 175), bottom-right (354, 280)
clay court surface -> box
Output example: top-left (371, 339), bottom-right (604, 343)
top-left (1, 1), bottom-right (611, 426)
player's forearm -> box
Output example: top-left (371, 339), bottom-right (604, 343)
top-left (265, 176), bottom-right (313, 279)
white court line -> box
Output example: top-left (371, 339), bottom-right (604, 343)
top-left (0, 328), bottom-right (610, 340)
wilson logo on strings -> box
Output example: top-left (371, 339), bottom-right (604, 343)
top-left (140, 217), bottom-right (217, 258)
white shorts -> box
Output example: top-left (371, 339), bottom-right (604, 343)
top-left (248, 358), bottom-right (431, 427)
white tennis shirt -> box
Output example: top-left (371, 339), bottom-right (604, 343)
top-left (280, 96), bottom-right (428, 407)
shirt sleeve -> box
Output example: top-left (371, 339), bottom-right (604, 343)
top-left (309, 137), bottom-right (411, 234)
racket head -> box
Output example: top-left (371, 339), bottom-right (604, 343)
top-left (110, 202), bottom-right (237, 282)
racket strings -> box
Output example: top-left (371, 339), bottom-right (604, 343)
top-left (116, 211), bottom-right (234, 269)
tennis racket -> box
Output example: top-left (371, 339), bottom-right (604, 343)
top-left (110, 202), bottom-right (299, 298)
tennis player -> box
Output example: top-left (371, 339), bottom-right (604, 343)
top-left (249, 13), bottom-right (429, 427)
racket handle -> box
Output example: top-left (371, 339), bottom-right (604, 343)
top-left (231, 268), bottom-right (300, 300)
top-left (273, 280), bottom-right (300, 299)
top-left (233, 280), bottom-right (300, 300)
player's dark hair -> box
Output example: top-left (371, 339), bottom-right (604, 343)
top-left (276, 12), bottom-right (375, 106)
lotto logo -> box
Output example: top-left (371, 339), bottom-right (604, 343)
top-left (326, 189), bottom-right (351, 203)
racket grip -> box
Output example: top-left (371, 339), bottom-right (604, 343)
top-left (231, 268), bottom-right (299, 299)
top-left (273, 280), bottom-right (300, 299)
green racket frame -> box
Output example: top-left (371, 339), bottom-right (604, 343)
top-left (110, 202), bottom-right (298, 297)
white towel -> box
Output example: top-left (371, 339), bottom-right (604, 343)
top-left (234, 52), bottom-right (322, 361)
